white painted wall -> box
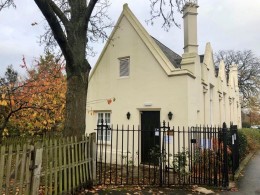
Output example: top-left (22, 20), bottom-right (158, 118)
top-left (85, 4), bottom-right (241, 134)
top-left (86, 14), bottom-right (191, 132)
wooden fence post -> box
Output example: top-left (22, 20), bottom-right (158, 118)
top-left (30, 143), bottom-right (43, 195)
top-left (90, 133), bottom-right (96, 185)
top-left (0, 146), bottom-right (6, 195)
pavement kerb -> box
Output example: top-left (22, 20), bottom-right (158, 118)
top-left (234, 152), bottom-right (255, 181)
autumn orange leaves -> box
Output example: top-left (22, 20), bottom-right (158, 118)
top-left (0, 53), bottom-right (66, 136)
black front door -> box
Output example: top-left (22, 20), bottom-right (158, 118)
top-left (141, 111), bottom-right (160, 164)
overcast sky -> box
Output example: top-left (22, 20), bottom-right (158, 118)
top-left (1, 0), bottom-right (260, 76)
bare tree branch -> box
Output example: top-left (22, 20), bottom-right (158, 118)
top-left (88, 1), bottom-right (112, 43)
top-left (38, 0), bottom-right (112, 59)
top-left (0, 0), bottom-right (15, 11)
top-left (86, 0), bottom-right (98, 23)
top-left (147, 0), bottom-right (181, 30)
top-left (146, 0), bottom-right (198, 30)
top-left (0, 0), bottom-right (185, 136)
top-left (215, 50), bottom-right (260, 108)
top-left (34, 0), bottom-right (74, 66)
top-left (49, 0), bottom-right (69, 27)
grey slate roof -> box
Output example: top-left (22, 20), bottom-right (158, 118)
top-left (151, 36), bottom-right (182, 68)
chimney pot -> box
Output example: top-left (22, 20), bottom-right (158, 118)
top-left (183, 2), bottom-right (199, 54)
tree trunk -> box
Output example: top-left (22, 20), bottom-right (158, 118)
top-left (64, 64), bottom-right (90, 136)
top-left (63, 17), bottom-right (89, 136)
top-left (33, 0), bottom-right (92, 136)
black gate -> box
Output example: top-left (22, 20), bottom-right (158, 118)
top-left (95, 121), bottom-right (238, 187)
top-left (231, 125), bottom-right (239, 179)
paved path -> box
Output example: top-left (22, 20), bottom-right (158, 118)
top-left (221, 151), bottom-right (260, 195)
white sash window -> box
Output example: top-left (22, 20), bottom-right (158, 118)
top-left (97, 112), bottom-right (111, 142)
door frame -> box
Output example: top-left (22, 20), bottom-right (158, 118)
top-left (139, 109), bottom-right (161, 164)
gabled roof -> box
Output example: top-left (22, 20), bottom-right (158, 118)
top-left (90, 4), bottom-right (194, 79)
top-left (203, 42), bottom-right (219, 77)
top-left (152, 37), bottom-right (182, 68)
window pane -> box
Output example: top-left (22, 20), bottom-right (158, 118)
top-left (98, 113), bottom-right (103, 124)
top-left (97, 130), bottom-right (102, 140)
top-left (97, 112), bottom-right (111, 142)
top-left (120, 58), bottom-right (129, 77)
top-left (105, 113), bottom-right (110, 124)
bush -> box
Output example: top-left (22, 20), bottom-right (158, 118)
top-left (238, 130), bottom-right (248, 160)
top-left (238, 128), bottom-right (260, 158)
top-left (242, 122), bottom-right (251, 128)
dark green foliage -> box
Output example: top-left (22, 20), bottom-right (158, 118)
top-left (241, 128), bottom-right (260, 151)
top-left (242, 122), bottom-right (251, 128)
top-left (5, 122), bottom-right (20, 136)
top-left (172, 148), bottom-right (190, 174)
top-left (149, 145), bottom-right (161, 159)
top-left (238, 130), bottom-right (248, 160)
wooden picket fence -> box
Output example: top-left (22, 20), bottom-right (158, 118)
top-left (0, 133), bottom-right (96, 195)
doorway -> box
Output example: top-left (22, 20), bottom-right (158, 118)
top-left (140, 111), bottom-right (160, 164)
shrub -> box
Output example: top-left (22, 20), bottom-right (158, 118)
top-left (237, 130), bottom-right (248, 160)
top-left (242, 122), bottom-right (251, 128)
top-left (240, 128), bottom-right (260, 150)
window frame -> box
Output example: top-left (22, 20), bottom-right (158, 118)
top-left (119, 57), bottom-right (130, 78)
top-left (97, 112), bottom-right (111, 143)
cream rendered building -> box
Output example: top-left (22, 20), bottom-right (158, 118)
top-left (86, 3), bottom-right (242, 136)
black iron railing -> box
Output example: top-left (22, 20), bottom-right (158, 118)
top-left (95, 121), bottom-right (239, 187)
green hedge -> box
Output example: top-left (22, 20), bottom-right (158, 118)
top-left (242, 122), bottom-right (251, 128)
top-left (238, 130), bottom-right (248, 160)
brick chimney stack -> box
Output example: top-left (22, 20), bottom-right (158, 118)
top-left (182, 1), bottom-right (199, 54)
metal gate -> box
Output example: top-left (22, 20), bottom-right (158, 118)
top-left (95, 121), bottom-right (238, 187)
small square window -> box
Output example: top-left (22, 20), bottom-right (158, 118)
top-left (119, 57), bottom-right (130, 77)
